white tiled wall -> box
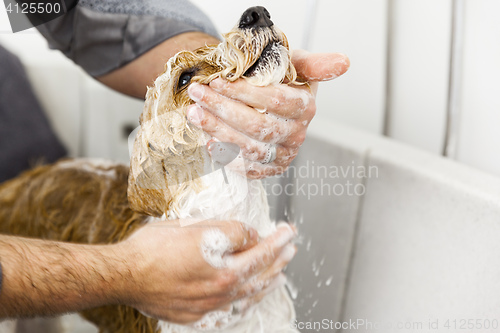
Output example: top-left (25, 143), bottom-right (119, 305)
top-left (385, 0), bottom-right (500, 177)
top-left (456, 0), bottom-right (500, 176)
top-left (81, 77), bottom-right (143, 162)
top-left (311, 0), bottom-right (388, 134)
top-left (385, 0), bottom-right (452, 154)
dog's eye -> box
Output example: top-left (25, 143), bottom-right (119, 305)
top-left (178, 72), bottom-right (193, 89)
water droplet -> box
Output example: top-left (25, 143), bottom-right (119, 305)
top-left (325, 276), bottom-right (333, 286)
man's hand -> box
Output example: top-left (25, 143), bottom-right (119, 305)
top-left (186, 51), bottom-right (350, 179)
top-left (0, 221), bottom-right (296, 323)
top-left (115, 220), bottom-right (297, 324)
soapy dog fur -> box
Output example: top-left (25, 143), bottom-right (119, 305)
top-left (0, 6), bottom-right (299, 333)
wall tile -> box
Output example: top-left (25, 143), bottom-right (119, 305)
top-left (456, 0), bottom-right (500, 177)
top-left (312, 0), bottom-right (388, 135)
top-left (386, 0), bottom-right (452, 154)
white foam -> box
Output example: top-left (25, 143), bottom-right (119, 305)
top-left (192, 307), bottom-right (235, 331)
top-left (200, 229), bottom-right (232, 269)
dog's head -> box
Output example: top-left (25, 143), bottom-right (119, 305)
top-left (129, 6), bottom-right (297, 217)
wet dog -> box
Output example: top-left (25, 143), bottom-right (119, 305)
top-left (0, 6), bottom-right (299, 333)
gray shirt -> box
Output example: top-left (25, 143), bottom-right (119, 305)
top-left (37, 0), bottom-right (219, 76)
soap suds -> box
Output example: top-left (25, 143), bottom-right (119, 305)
top-left (200, 229), bottom-right (232, 269)
top-left (192, 307), bottom-right (236, 331)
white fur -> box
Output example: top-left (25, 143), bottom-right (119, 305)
top-left (156, 167), bottom-right (297, 332)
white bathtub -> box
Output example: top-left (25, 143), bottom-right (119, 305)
top-left (5, 121), bottom-right (500, 333)
top-left (281, 121), bottom-right (500, 332)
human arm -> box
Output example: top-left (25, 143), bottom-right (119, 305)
top-left (96, 32), bottom-right (220, 99)
top-left (0, 234), bottom-right (125, 317)
top-left (0, 220), bottom-right (296, 323)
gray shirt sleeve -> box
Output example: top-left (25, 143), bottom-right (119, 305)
top-left (36, 0), bottom-right (220, 77)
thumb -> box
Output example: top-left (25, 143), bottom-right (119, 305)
top-left (291, 50), bottom-right (350, 82)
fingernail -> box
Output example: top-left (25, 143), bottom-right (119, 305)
top-left (210, 78), bottom-right (226, 90)
top-left (188, 82), bottom-right (204, 101)
top-left (279, 243), bottom-right (297, 262)
top-left (277, 222), bottom-right (297, 237)
top-left (187, 105), bottom-right (203, 126)
top-left (275, 222), bottom-right (296, 247)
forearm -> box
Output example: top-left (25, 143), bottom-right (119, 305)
top-left (96, 31), bottom-right (220, 99)
top-left (0, 235), bottom-right (128, 318)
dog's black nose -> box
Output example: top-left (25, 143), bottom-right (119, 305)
top-left (239, 6), bottom-right (273, 29)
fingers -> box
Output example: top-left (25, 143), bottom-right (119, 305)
top-left (183, 273), bottom-right (287, 326)
top-left (207, 79), bottom-right (314, 119)
top-left (188, 83), bottom-right (304, 141)
top-left (234, 273), bottom-right (287, 312)
top-left (235, 242), bottom-right (295, 299)
top-left (187, 104), bottom-right (296, 165)
top-left (243, 153), bottom-right (297, 179)
top-left (162, 310), bottom-right (204, 325)
top-left (184, 51), bottom-right (348, 177)
top-left (228, 223), bottom-right (297, 278)
top-left (187, 82), bottom-right (310, 148)
top-left (138, 223), bottom-right (296, 325)
top-left (187, 101), bottom-right (290, 146)
top-left (291, 50), bottom-right (350, 82)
